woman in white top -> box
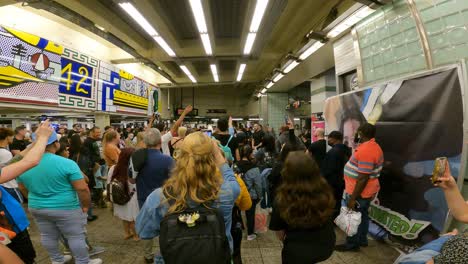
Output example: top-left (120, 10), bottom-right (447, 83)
top-left (107, 148), bottom-right (140, 240)
top-left (0, 128), bottom-right (22, 203)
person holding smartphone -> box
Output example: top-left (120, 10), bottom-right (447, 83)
top-left (435, 160), bottom-right (468, 223)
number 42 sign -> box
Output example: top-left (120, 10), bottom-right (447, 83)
top-left (59, 58), bottom-right (93, 98)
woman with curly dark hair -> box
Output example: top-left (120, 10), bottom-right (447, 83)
top-left (269, 151), bottom-right (336, 264)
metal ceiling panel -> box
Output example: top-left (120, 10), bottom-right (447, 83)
top-left (219, 60), bottom-right (238, 74)
top-left (210, 0), bottom-right (247, 38)
top-left (157, 0), bottom-right (198, 40)
top-left (162, 61), bottom-right (184, 77)
top-left (192, 60), bottom-right (210, 76)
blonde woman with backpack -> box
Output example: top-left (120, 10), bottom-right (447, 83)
top-left (136, 132), bottom-right (240, 264)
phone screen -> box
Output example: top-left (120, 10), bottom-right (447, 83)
top-left (204, 130), bottom-right (212, 137)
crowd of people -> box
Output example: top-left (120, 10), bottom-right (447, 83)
top-left (0, 107), bottom-right (467, 264)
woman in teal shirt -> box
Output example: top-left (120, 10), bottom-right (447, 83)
top-left (17, 131), bottom-right (100, 264)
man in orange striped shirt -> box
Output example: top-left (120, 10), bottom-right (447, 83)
top-left (335, 123), bottom-right (384, 252)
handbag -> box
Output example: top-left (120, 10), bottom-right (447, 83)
top-left (334, 206), bottom-right (362, 236)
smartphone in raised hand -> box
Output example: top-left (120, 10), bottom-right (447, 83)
top-left (432, 157), bottom-right (447, 184)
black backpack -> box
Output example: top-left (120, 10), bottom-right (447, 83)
top-left (159, 203), bottom-right (231, 264)
top-left (107, 179), bottom-right (131, 205)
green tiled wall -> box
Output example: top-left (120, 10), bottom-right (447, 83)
top-left (356, 0), bottom-right (426, 84)
top-left (357, 0), bottom-right (468, 84)
top-left (414, 0), bottom-right (468, 66)
top-left (267, 93), bottom-right (288, 131)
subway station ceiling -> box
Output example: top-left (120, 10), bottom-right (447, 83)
top-left (3, 0), bottom-right (358, 91)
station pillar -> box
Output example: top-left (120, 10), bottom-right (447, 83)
top-left (94, 113), bottom-right (110, 129)
top-left (67, 118), bottom-right (78, 129)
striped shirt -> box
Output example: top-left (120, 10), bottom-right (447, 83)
top-left (344, 138), bottom-right (384, 198)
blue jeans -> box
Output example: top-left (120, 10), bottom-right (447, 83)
top-left (30, 208), bottom-right (89, 264)
top-left (342, 193), bottom-right (371, 248)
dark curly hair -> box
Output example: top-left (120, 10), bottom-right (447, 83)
top-left (276, 151), bottom-right (335, 228)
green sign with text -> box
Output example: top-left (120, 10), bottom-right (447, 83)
top-left (369, 203), bottom-right (430, 240)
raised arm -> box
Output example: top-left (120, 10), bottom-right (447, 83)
top-left (436, 162), bottom-right (468, 223)
top-left (0, 121), bottom-right (53, 183)
top-left (170, 105), bottom-right (193, 135)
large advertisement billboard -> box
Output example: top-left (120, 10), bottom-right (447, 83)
top-left (324, 68), bottom-right (464, 243)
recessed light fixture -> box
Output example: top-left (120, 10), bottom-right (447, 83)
top-left (243, 33), bottom-right (257, 55)
top-left (153, 36), bottom-right (176, 57)
top-left (243, 0), bottom-right (269, 55)
top-left (189, 0), bottom-right (213, 56)
top-left (250, 0), bottom-right (269, 32)
top-left (119, 2), bottom-right (177, 57)
top-left (210, 64), bottom-right (219, 82)
top-left (237, 63), bottom-right (246, 82)
top-left (261, 88), bottom-right (267, 93)
top-left (179, 65), bottom-right (197, 83)
top-left (119, 2), bottom-right (157, 36)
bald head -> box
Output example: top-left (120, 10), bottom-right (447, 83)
top-left (315, 128), bottom-right (325, 139)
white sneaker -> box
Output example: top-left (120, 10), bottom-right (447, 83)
top-left (247, 234), bottom-right (257, 241)
top-left (52, 255), bottom-right (72, 264)
top-left (89, 258), bottom-right (103, 264)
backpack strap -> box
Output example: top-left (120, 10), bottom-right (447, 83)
top-left (224, 135), bottom-right (233, 147)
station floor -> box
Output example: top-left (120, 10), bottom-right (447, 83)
top-left (28, 207), bottom-right (400, 264)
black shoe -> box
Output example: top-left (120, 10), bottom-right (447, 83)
top-left (87, 215), bottom-right (98, 222)
top-left (335, 244), bottom-right (360, 252)
top-left (144, 257), bottom-right (153, 264)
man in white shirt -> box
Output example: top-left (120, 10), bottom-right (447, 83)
top-left (150, 105), bottom-right (193, 156)
top-left (0, 127), bottom-right (22, 202)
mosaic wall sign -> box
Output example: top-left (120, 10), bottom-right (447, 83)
top-left (0, 25), bottom-right (159, 115)
top-left (58, 48), bottom-right (98, 110)
top-left (0, 26), bottom-right (62, 106)
top-left (97, 62), bottom-right (154, 115)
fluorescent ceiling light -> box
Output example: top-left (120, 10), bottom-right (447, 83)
top-left (243, 33), bottom-right (256, 55)
top-left (257, 93), bottom-right (262, 97)
top-left (200, 33), bottom-right (212, 55)
top-left (189, 0), bottom-right (208, 33)
top-left (261, 88), bottom-right (267, 93)
top-left (237, 63), bottom-right (246, 81)
top-left (232, 118), bottom-right (243, 121)
top-left (272, 73), bottom-right (284, 83)
top-left (153, 36), bottom-right (176, 57)
top-left (250, 0), bottom-right (269, 32)
top-left (179, 65), bottom-right (197, 83)
top-left (119, 2), bottom-right (157, 36)
top-left (266, 81), bottom-right (274, 88)
top-left (327, 6), bottom-right (375, 38)
top-left (210, 64), bottom-right (219, 82)
top-left (294, 118), bottom-right (300, 121)
top-left (283, 60), bottom-right (299, 73)
top-left (188, 75), bottom-right (197, 83)
top-left (299, 41), bottom-right (325, 60)
top-left (94, 24), bottom-right (106, 31)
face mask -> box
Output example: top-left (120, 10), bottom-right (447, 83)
top-left (354, 133), bottom-right (361, 144)
top-left (25, 132), bottom-right (31, 138)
